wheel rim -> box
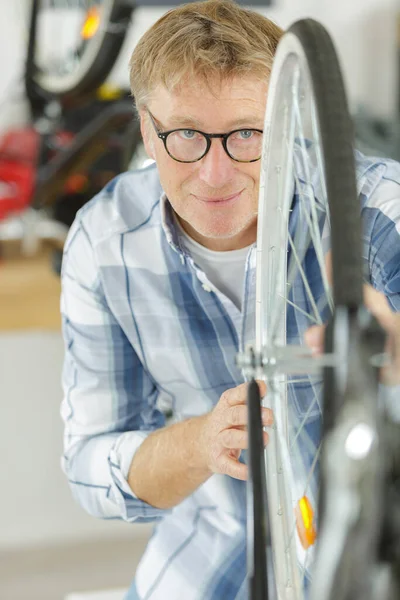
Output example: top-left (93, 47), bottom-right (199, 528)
top-left (256, 32), bottom-right (335, 600)
top-left (33, 0), bottom-right (114, 95)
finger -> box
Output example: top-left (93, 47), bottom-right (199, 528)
top-left (363, 284), bottom-right (397, 332)
top-left (255, 379), bottom-right (267, 398)
top-left (218, 454), bottom-right (248, 481)
top-left (381, 321), bottom-right (400, 385)
top-left (304, 325), bottom-right (325, 355)
top-left (362, 285), bottom-right (400, 383)
top-left (220, 428), bottom-right (269, 450)
top-left (261, 407), bottom-right (273, 427)
top-left (305, 286), bottom-right (394, 351)
top-left (226, 405), bottom-right (273, 428)
top-left (220, 428), bottom-right (248, 449)
top-left (324, 250), bottom-right (333, 285)
top-left (227, 404), bottom-right (248, 427)
top-left (222, 382), bottom-right (249, 407)
top-left (224, 380), bottom-right (267, 408)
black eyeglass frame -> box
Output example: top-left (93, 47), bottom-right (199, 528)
top-left (147, 110), bottom-right (263, 164)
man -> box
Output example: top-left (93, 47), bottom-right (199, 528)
top-left (60, 1), bottom-right (400, 599)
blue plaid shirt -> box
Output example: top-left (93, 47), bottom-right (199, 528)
top-left (61, 151), bottom-right (400, 600)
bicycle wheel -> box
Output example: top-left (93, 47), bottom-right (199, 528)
top-left (253, 18), bottom-right (378, 600)
top-left (27, 0), bottom-right (133, 99)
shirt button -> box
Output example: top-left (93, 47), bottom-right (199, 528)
top-left (202, 284), bottom-right (211, 292)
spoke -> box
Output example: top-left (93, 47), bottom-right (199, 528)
top-left (302, 444), bottom-right (321, 501)
top-left (286, 377), bottom-right (316, 385)
top-left (287, 231), bottom-right (324, 325)
top-left (285, 194), bottom-right (313, 295)
top-left (292, 180), bottom-right (332, 316)
top-left (284, 160), bottom-right (332, 329)
top-left (291, 189), bottom-right (334, 320)
top-left (283, 444), bottom-right (321, 559)
top-left (302, 197), bottom-right (334, 316)
top-left (278, 294), bottom-right (321, 326)
top-left (283, 378), bottom-right (323, 561)
top-left (293, 95), bottom-right (314, 188)
top-left (289, 390), bottom-right (321, 453)
top-left (292, 105), bottom-right (334, 315)
top-left (317, 289), bottom-right (332, 321)
top-left (310, 187), bottom-right (327, 213)
top-left (301, 545), bottom-right (313, 592)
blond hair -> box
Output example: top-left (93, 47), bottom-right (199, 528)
top-left (129, 0), bottom-right (284, 109)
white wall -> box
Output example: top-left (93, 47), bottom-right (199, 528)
top-left (112, 0), bottom-right (399, 119)
top-left (0, 0), bottom-right (31, 132)
top-left (1, 0), bottom-right (399, 133)
top-left (0, 0), bottom-right (398, 550)
top-left (0, 331), bottom-right (152, 549)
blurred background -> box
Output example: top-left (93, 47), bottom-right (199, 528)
top-left (0, 1), bottom-right (398, 599)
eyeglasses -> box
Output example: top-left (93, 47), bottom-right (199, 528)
top-left (147, 110), bottom-right (263, 164)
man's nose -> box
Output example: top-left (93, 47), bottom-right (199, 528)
top-left (197, 138), bottom-right (236, 188)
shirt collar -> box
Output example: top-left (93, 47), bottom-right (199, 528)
top-left (160, 192), bottom-right (189, 259)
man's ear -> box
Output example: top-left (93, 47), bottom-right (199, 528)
top-left (139, 110), bottom-right (156, 160)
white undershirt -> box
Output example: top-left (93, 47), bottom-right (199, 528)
top-left (175, 216), bottom-right (252, 311)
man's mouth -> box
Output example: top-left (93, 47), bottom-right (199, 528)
top-left (194, 190), bottom-right (243, 205)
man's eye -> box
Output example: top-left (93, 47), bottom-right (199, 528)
top-left (238, 130), bottom-right (254, 139)
top-left (179, 130), bottom-right (196, 140)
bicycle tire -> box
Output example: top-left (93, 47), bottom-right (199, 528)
top-left (28, 0), bottom-right (134, 100)
top-left (288, 20), bottom-right (363, 309)
top-left (254, 18), bottom-right (364, 600)
top-left (247, 378), bottom-right (268, 600)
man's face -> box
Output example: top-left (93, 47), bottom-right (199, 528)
top-left (141, 75), bottom-right (268, 251)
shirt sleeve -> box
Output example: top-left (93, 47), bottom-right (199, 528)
top-left (362, 164), bottom-right (400, 416)
top-left (362, 162), bottom-right (400, 310)
top-left (60, 216), bottom-right (169, 523)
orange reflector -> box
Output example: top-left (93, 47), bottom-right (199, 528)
top-left (295, 496), bottom-right (317, 549)
top-left (81, 8), bottom-right (101, 40)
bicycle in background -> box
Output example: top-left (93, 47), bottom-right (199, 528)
top-left (0, 0), bottom-right (145, 268)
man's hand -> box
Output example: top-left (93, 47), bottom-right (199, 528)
top-left (200, 380), bottom-right (273, 481)
top-left (305, 284), bottom-right (400, 384)
top-left (129, 380), bottom-right (272, 508)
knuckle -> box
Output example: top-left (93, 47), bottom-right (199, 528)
top-left (220, 428), bottom-right (233, 447)
top-left (228, 407), bottom-right (238, 426)
top-left (219, 389), bottom-right (231, 407)
top-left (229, 406), bottom-right (243, 426)
top-left (220, 383), bottom-right (246, 408)
top-left (222, 428), bottom-right (247, 450)
top-left (217, 455), bottom-right (229, 474)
